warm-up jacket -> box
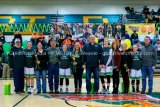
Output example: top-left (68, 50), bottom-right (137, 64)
top-left (131, 51), bottom-right (142, 70)
top-left (59, 51), bottom-right (71, 69)
top-left (101, 46), bottom-right (113, 66)
top-left (24, 49), bottom-right (36, 68)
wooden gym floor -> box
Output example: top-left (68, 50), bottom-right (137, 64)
top-left (0, 77), bottom-right (160, 107)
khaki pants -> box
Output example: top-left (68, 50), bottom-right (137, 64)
top-left (2, 63), bottom-right (10, 78)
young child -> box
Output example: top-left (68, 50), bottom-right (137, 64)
top-left (130, 45), bottom-right (142, 93)
top-left (59, 44), bottom-right (72, 93)
top-left (100, 39), bottom-right (113, 94)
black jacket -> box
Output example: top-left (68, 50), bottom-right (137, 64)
top-left (83, 43), bottom-right (103, 67)
top-left (72, 50), bottom-right (83, 69)
top-left (120, 51), bottom-right (132, 69)
top-left (9, 46), bottom-right (25, 68)
top-left (35, 50), bottom-right (49, 70)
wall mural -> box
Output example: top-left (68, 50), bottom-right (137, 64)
top-left (0, 14), bottom-right (120, 35)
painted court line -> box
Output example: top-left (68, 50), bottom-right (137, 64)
top-left (12, 89), bottom-right (36, 107)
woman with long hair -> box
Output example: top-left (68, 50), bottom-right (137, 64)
top-left (72, 42), bottom-right (83, 94)
top-left (111, 42), bottom-right (121, 94)
top-left (35, 42), bottom-right (49, 94)
top-left (59, 44), bottom-right (72, 93)
top-left (24, 41), bottom-right (36, 94)
top-left (100, 38), bottom-right (113, 94)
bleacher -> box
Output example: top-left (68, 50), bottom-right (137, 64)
top-left (155, 51), bottom-right (160, 75)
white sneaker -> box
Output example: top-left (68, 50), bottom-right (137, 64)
top-left (30, 87), bottom-right (34, 93)
top-left (66, 88), bottom-right (69, 93)
top-left (60, 88), bottom-right (63, 93)
top-left (105, 89), bottom-right (109, 95)
top-left (100, 89), bottom-right (106, 94)
top-left (27, 87), bottom-right (31, 94)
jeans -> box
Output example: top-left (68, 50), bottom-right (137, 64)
top-left (35, 70), bottom-right (47, 92)
top-left (141, 66), bottom-right (153, 92)
top-left (86, 67), bottom-right (99, 93)
top-left (48, 63), bottom-right (59, 91)
top-left (13, 68), bottom-right (24, 92)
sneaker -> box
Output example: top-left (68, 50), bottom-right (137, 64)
top-left (100, 89), bottom-right (106, 94)
top-left (55, 90), bottom-right (59, 94)
top-left (20, 90), bottom-right (25, 94)
top-left (30, 87), bottom-right (34, 93)
top-left (15, 91), bottom-right (20, 94)
top-left (87, 92), bottom-right (90, 94)
top-left (78, 88), bottom-right (81, 94)
top-left (141, 91), bottom-right (145, 94)
top-left (49, 90), bottom-right (53, 94)
top-left (147, 91), bottom-right (152, 95)
top-left (105, 89), bottom-right (109, 95)
top-left (136, 90), bottom-right (140, 94)
top-left (60, 88), bottom-right (63, 93)
top-left (94, 91), bottom-right (98, 94)
top-left (74, 89), bottom-right (78, 94)
top-left (37, 91), bottom-right (41, 94)
top-left (43, 91), bottom-right (46, 94)
top-left (66, 88), bottom-right (69, 93)
top-left (27, 87), bottom-right (31, 94)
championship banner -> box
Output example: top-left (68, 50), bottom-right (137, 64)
top-left (125, 23), bottom-right (155, 41)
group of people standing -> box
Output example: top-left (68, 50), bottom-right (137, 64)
top-left (8, 34), bottom-right (157, 95)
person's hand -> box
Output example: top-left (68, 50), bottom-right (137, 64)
top-left (127, 69), bottom-right (130, 72)
top-left (152, 66), bottom-right (155, 71)
top-left (102, 65), bottom-right (106, 68)
top-left (116, 69), bottom-right (119, 71)
top-left (82, 65), bottom-right (86, 69)
top-left (10, 68), bottom-right (13, 71)
top-left (73, 62), bottom-right (77, 66)
top-left (99, 65), bottom-right (102, 69)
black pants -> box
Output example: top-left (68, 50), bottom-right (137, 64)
top-left (73, 67), bottom-right (83, 89)
top-left (131, 79), bottom-right (140, 92)
top-left (60, 78), bottom-right (69, 86)
top-left (121, 66), bottom-right (130, 93)
top-left (112, 69), bottom-right (120, 93)
top-left (13, 68), bottom-right (24, 92)
top-left (100, 75), bottom-right (110, 84)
